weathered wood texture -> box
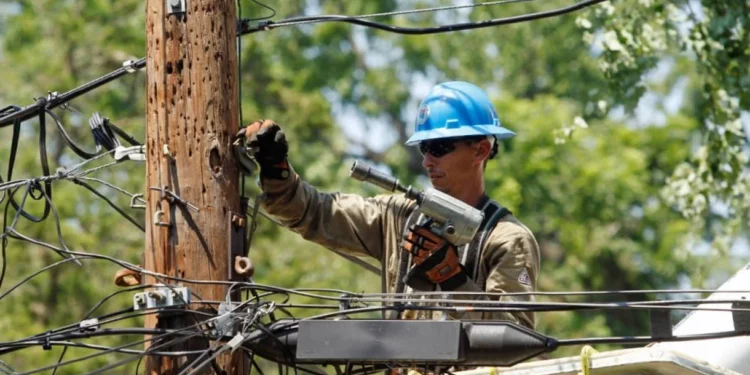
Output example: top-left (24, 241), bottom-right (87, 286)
top-left (145, 0), bottom-right (245, 373)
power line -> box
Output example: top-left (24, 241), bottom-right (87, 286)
top-left (241, 0), bottom-right (607, 35)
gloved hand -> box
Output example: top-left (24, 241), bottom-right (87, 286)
top-left (402, 223), bottom-right (468, 291)
top-left (236, 119), bottom-right (290, 179)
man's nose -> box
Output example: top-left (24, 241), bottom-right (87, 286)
top-left (422, 152), bottom-right (435, 169)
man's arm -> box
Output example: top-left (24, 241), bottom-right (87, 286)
top-left (261, 165), bottom-right (413, 261)
top-left (446, 220), bottom-right (540, 329)
top-left (238, 119), bottom-right (413, 261)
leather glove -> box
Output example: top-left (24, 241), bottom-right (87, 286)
top-left (402, 223), bottom-right (468, 291)
top-left (236, 119), bottom-right (290, 179)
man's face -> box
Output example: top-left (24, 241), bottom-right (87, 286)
top-left (420, 138), bottom-right (487, 195)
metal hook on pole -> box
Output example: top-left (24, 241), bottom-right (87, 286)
top-left (130, 194), bottom-right (146, 210)
top-left (153, 209), bottom-right (170, 227)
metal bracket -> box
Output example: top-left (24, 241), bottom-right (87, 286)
top-left (166, 0), bottom-right (186, 16)
top-left (153, 209), bottom-right (170, 227)
top-left (210, 302), bottom-right (239, 339)
top-left (133, 285), bottom-right (190, 311)
top-left (228, 210), bottom-right (247, 283)
top-left (130, 194), bottom-right (146, 210)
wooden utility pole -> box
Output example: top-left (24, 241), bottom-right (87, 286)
top-left (144, 0), bottom-right (247, 373)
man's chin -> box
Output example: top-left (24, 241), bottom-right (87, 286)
top-left (430, 179), bottom-right (449, 193)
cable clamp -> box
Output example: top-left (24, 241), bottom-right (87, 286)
top-left (227, 333), bottom-right (245, 351)
top-left (79, 318), bottom-right (100, 332)
top-left (46, 91), bottom-right (59, 102)
top-left (114, 145), bottom-right (146, 162)
top-left (133, 284), bottom-right (190, 311)
top-left (210, 302), bottom-right (239, 339)
top-left (122, 59), bottom-right (138, 73)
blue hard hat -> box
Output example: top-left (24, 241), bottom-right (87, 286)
top-left (405, 81), bottom-right (515, 146)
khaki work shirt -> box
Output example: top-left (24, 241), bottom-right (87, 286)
top-left (261, 167), bottom-right (540, 329)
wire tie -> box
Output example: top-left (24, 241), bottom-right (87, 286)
top-left (42, 332), bottom-right (52, 351)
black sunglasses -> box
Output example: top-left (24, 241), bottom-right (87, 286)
top-left (419, 139), bottom-right (459, 158)
top-left (419, 136), bottom-right (489, 158)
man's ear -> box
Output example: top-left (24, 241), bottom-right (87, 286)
top-left (475, 139), bottom-right (492, 163)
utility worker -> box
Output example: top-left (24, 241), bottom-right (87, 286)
top-left (240, 81), bottom-right (540, 328)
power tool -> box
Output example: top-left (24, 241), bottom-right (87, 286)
top-left (349, 161), bottom-right (483, 246)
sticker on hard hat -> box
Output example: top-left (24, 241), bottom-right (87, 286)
top-left (416, 105), bottom-right (430, 126)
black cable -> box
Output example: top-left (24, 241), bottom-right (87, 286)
top-left (134, 355), bottom-right (143, 375)
top-left (0, 235), bottom-right (6, 294)
top-left (108, 121), bottom-right (142, 146)
top-left (0, 183), bottom-right (13, 290)
top-left (42, 330), bottom-right (207, 375)
top-left (0, 256), bottom-right (82, 301)
top-left (69, 178), bottom-right (145, 232)
top-left (0, 105), bottom-right (21, 206)
top-left (50, 285), bottom-right (151, 375)
top-left (240, 0), bottom-right (607, 35)
top-left (7, 110), bottom-right (52, 222)
top-left (248, 351), bottom-right (266, 375)
top-left (19, 308), bottom-right (213, 351)
top-left (558, 329), bottom-right (750, 346)
top-left (246, 0), bottom-right (275, 21)
top-left (0, 340), bottom-right (206, 356)
top-left (0, 58), bottom-right (147, 128)
top-left (255, 321), bottom-right (298, 375)
top-left (78, 323), bottom-right (221, 375)
top-left (46, 109), bottom-right (99, 159)
top-left (9, 184), bottom-right (81, 264)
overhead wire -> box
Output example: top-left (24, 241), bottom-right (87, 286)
top-left (240, 0), bottom-right (608, 35)
top-left (15, 0), bottom-right (748, 372)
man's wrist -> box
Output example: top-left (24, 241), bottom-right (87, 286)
top-left (438, 268), bottom-right (468, 291)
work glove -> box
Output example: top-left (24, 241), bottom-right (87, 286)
top-left (402, 223), bottom-right (468, 291)
top-left (236, 119), bottom-right (290, 179)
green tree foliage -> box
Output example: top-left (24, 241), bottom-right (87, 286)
top-left (0, 0), bottom-right (747, 372)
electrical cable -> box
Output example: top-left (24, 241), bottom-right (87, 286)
top-left (0, 105), bottom-right (22, 206)
top-left (68, 178), bottom-right (145, 232)
top-left (78, 323), bottom-right (224, 375)
top-left (0, 58), bottom-right (147, 128)
top-left (73, 176), bottom-right (146, 207)
top-left (50, 285), bottom-right (152, 375)
top-left (0, 255), bottom-right (83, 301)
top-left (46, 109), bottom-right (99, 159)
top-left (6, 110), bottom-right (52, 223)
top-left (557, 329), bottom-right (750, 346)
top-left (240, 0), bottom-right (607, 36)
top-left (246, 0), bottom-right (275, 21)
top-left (17, 327), bottom-right (207, 375)
top-left (108, 121), bottom-right (142, 146)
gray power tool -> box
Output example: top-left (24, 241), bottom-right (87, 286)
top-left (350, 161), bottom-right (483, 246)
